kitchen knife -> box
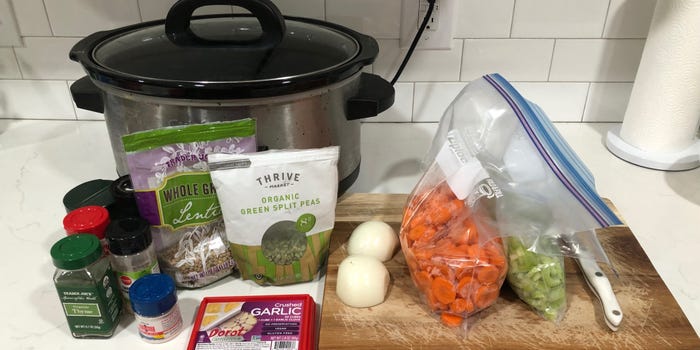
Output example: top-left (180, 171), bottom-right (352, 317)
top-left (576, 257), bottom-right (623, 331)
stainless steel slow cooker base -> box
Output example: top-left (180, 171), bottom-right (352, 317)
top-left (96, 73), bottom-right (362, 190)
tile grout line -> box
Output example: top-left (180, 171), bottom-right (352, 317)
top-left (40, 0), bottom-right (55, 36)
top-left (410, 82), bottom-right (416, 122)
top-left (10, 46), bottom-right (24, 80)
top-left (600, 0), bottom-right (612, 38)
top-left (64, 80), bottom-right (79, 120)
top-left (457, 39), bottom-right (464, 82)
top-left (508, 0), bottom-right (516, 38)
top-left (581, 82), bottom-right (591, 122)
top-left (547, 39), bottom-right (556, 81)
top-left (135, 0), bottom-right (144, 22)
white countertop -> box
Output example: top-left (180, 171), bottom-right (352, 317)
top-left (1, 119), bottom-right (698, 348)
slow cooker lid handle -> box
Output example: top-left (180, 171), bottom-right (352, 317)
top-left (165, 0), bottom-right (286, 48)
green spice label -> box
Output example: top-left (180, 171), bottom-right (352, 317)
top-left (55, 268), bottom-right (122, 336)
top-left (156, 172), bottom-right (221, 230)
top-left (116, 260), bottom-right (160, 300)
top-left (63, 303), bottom-right (101, 317)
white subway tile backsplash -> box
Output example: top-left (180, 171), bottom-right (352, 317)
top-left (272, 0), bottom-right (325, 20)
top-left (413, 82), bottom-right (467, 122)
top-left (583, 82), bottom-right (633, 122)
top-left (74, 106), bottom-right (105, 121)
top-left (461, 39), bottom-right (554, 81)
top-left (512, 0), bottom-right (608, 38)
top-left (372, 40), bottom-right (399, 81)
top-left (10, 0), bottom-right (52, 36)
top-left (549, 39), bottom-right (645, 82)
top-left (603, 0), bottom-right (656, 38)
top-left (138, 0), bottom-right (232, 22)
top-left (326, 0), bottom-right (401, 39)
top-left (13, 37), bottom-right (84, 80)
top-left (138, 0), bottom-right (172, 21)
top-left (137, 0), bottom-right (175, 21)
top-left (44, 0), bottom-right (141, 37)
top-left (67, 81), bottom-right (104, 121)
top-left (350, 122), bottom-right (438, 194)
top-left (0, 48), bottom-right (21, 79)
top-left (366, 83), bottom-right (413, 123)
top-left (374, 39), bottom-right (463, 83)
top-left (511, 82), bottom-right (589, 122)
top-left (138, 0), bottom-right (326, 21)
top-left (0, 80), bottom-right (75, 119)
top-left (454, 0), bottom-right (514, 38)
top-left (0, 0), bottom-right (653, 127)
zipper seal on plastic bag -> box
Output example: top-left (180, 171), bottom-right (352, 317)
top-left (483, 74), bottom-right (622, 228)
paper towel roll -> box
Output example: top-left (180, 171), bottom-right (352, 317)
top-left (607, 0), bottom-right (700, 170)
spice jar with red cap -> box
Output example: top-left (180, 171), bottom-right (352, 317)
top-left (63, 205), bottom-right (111, 253)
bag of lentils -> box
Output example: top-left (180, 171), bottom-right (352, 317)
top-left (122, 119), bottom-right (256, 288)
top-left (207, 146), bottom-right (339, 285)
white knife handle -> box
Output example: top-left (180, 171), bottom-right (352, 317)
top-left (578, 257), bottom-right (623, 331)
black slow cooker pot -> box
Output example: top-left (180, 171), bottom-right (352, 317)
top-left (69, 0), bottom-right (394, 194)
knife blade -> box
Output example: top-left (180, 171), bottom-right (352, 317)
top-left (576, 257), bottom-right (623, 331)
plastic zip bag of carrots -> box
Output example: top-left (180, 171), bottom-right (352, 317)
top-left (401, 182), bottom-right (507, 329)
top-left (400, 146), bottom-right (508, 330)
top-left (401, 74), bottom-right (623, 328)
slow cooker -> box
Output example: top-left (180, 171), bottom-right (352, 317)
top-left (69, 0), bottom-right (394, 194)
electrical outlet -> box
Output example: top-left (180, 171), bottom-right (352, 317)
top-left (399, 0), bottom-right (455, 50)
top-left (0, 0), bottom-right (22, 47)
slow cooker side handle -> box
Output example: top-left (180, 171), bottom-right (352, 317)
top-left (346, 73), bottom-right (395, 120)
top-left (70, 76), bottom-right (104, 114)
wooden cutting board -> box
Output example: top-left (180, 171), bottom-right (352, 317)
top-left (319, 194), bottom-right (700, 349)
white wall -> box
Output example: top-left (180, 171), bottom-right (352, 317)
top-left (0, 0), bottom-right (656, 122)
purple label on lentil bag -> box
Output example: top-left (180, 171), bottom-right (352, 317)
top-left (122, 120), bottom-right (256, 288)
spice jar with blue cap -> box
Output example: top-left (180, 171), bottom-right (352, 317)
top-left (129, 273), bottom-right (183, 343)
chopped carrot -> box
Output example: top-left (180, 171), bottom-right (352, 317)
top-left (473, 284), bottom-right (500, 309)
top-left (429, 206), bottom-right (452, 226)
top-left (426, 289), bottom-right (447, 311)
top-left (476, 265), bottom-right (500, 284)
top-left (399, 181), bottom-right (507, 328)
top-left (455, 265), bottom-right (474, 281)
top-left (416, 227), bottom-right (437, 243)
top-left (413, 247), bottom-right (433, 261)
top-left (431, 276), bottom-right (456, 304)
top-left (408, 224), bottom-right (427, 241)
top-left (466, 244), bottom-right (481, 261)
top-left (456, 275), bottom-right (474, 298)
top-left (413, 270), bottom-right (432, 290)
top-left (449, 298), bottom-right (468, 313)
top-left (463, 298), bottom-right (475, 314)
top-left (430, 264), bottom-right (455, 282)
top-left (440, 312), bottom-right (464, 328)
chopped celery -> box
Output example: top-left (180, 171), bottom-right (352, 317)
top-left (505, 236), bottom-right (567, 321)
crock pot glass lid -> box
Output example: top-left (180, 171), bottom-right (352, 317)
top-left (92, 16), bottom-right (360, 83)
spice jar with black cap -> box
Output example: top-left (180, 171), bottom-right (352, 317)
top-left (109, 175), bottom-right (141, 220)
top-left (106, 216), bottom-right (160, 311)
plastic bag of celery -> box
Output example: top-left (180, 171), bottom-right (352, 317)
top-left (420, 74), bottom-right (622, 322)
top-left (505, 236), bottom-right (566, 321)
